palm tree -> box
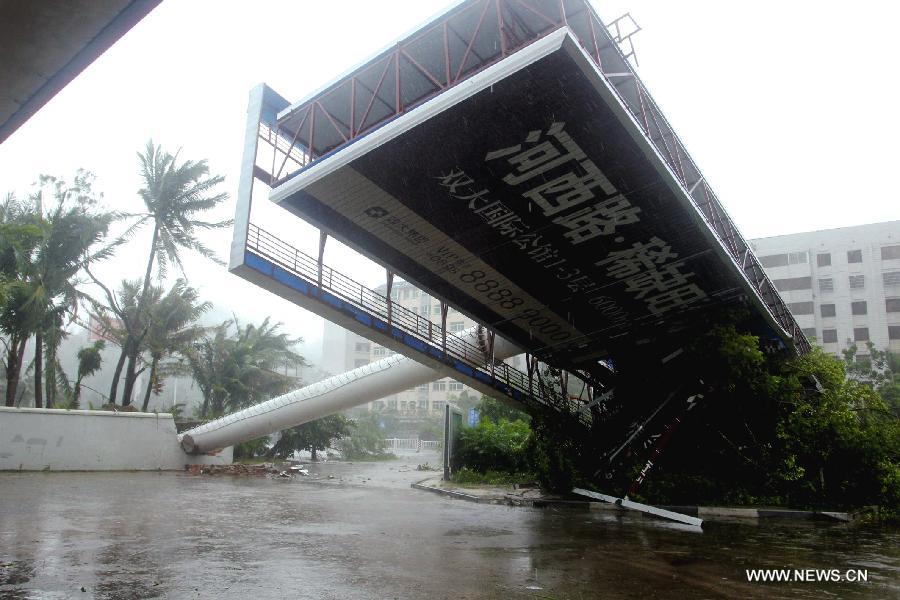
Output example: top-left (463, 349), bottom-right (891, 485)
top-left (72, 340), bottom-right (105, 408)
top-left (0, 195), bottom-right (41, 406)
top-left (10, 174), bottom-right (116, 407)
top-left (86, 279), bottom-right (143, 405)
top-left (116, 141), bottom-right (230, 406)
top-left (1, 285), bottom-right (40, 406)
top-left (220, 317), bottom-right (305, 413)
top-left (186, 318), bottom-right (306, 418)
top-left (2, 177), bottom-right (115, 407)
top-left (38, 308), bottom-right (71, 408)
top-left (185, 321), bottom-right (231, 418)
top-left (140, 279), bottom-right (209, 411)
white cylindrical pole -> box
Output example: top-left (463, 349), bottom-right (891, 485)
top-left (180, 327), bottom-right (521, 453)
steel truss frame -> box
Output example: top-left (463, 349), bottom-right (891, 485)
top-left (261, 0), bottom-right (809, 354)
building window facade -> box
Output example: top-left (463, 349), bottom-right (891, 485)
top-left (773, 276), bottom-right (812, 292)
top-left (760, 252), bottom-right (808, 267)
top-left (886, 298), bottom-right (900, 313)
top-left (884, 272), bottom-right (900, 287)
top-left (822, 329), bottom-right (838, 343)
top-left (818, 278), bottom-right (834, 292)
top-left (851, 301), bottom-right (868, 315)
top-left (817, 253), bottom-right (831, 267)
top-left (882, 245), bottom-right (900, 260)
top-left (847, 249), bottom-right (863, 263)
top-left (854, 327), bottom-right (870, 342)
top-left (849, 274), bottom-right (865, 289)
top-left (449, 321), bottom-right (465, 332)
top-left (432, 381), bottom-right (446, 391)
top-left (787, 301), bottom-right (814, 315)
top-left (820, 303), bottom-right (836, 318)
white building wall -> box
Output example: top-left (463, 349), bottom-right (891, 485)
top-left (750, 220), bottom-right (900, 356)
top-left (0, 407), bottom-right (232, 471)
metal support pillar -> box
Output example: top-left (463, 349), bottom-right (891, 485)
top-left (316, 230), bottom-right (327, 289)
top-left (442, 403), bottom-right (451, 481)
top-left (560, 370), bottom-right (569, 403)
top-left (593, 388), bottom-right (679, 479)
top-left (531, 356), bottom-right (544, 399)
top-left (385, 270), bottom-right (394, 326)
top-left (440, 302), bottom-right (449, 353)
top-left (526, 352), bottom-right (534, 398)
top-left (487, 329), bottom-right (496, 378)
top-left (627, 393), bottom-right (702, 497)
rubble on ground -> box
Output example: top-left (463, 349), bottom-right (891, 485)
top-left (185, 463), bottom-right (284, 476)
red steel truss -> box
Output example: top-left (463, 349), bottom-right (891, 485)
top-left (260, 0), bottom-right (810, 353)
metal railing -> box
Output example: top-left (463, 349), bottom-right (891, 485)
top-left (383, 438), bottom-right (442, 450)
top-left (245, 224), bottom-right (589, 424)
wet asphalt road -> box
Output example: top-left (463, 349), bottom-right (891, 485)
top-left (0, 451), bottom-right (897, 599)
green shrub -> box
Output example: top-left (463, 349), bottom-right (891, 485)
top-left (338, 414), bottom-right (395, 460)
top-left (233, 436), bottom-right (268, 460)
top-left (451, 466), bottom-right (532, 486)
top-left (524, 413), bottom-right (579, 492)
top-left (452, 418), bottom-right (531, 474)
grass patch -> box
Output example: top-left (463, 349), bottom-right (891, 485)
top-left (450, 466), bottom-right (534, 486)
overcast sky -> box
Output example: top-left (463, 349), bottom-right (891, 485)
top-left (1, 0), bottom-right (898, 364)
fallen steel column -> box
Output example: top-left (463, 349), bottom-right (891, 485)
top-left (180, 326), bottom-right (521, 454)
top-left (572, 488), bottom-right (702, 528)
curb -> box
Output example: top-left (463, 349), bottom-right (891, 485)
top-left (411, 481), bottom-right (517, 505)
top-left (411, 479), bottom-right (593, 509)
top-left (411, 479), bottom-right (854, 522)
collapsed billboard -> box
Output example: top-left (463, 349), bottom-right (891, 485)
top-left (269, 31), bottom-right (785, 371)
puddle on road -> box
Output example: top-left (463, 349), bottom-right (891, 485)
top-left (0, 560), bottom-right (34, 586)
top-left (444, 526), bottom-right (515, 537)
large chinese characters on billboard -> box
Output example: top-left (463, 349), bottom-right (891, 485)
top-left (277, 40), bottom-right (740, 367)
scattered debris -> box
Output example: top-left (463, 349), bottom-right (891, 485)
top-left (99, 403), bottom-right (138, 412)
top-left (416, 462), bottom-right (438, 471)
top-left (185, 464), bottom-right (277, 476)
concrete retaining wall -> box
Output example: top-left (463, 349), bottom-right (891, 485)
top-left (0, 407), bottom-right (232, 471)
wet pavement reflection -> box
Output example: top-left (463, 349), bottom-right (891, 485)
top-left (0, 451), bottom-right (897, 599)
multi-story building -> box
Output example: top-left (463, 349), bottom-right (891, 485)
top-left (321, 320), bottom-right (372, 375)
top-left (322, 279), bottom-right (528, 414)
top-left (750, 220), bottom-right (900, 357)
